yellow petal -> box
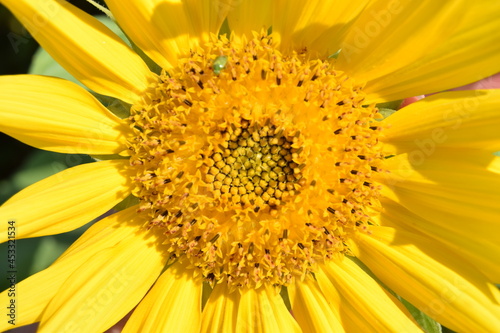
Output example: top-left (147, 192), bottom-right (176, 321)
top-left (319, 259), bottom-right (421, 332)
top-left (0, 160), bottom-right (130, 242)
top-left (123, 263), bottom-right (202, 333)
top-left (381, 90), bottom-right (500, 154)
top-left (0, 75), bottom-right (130, 154)
top-left (271, 0), bottom-right (371, 56)
top-left (202, 284), bottom-right (301, 333)
top-left (355, 226), bottom-right (500, 332)
top-left (227, 0), bottom-right (271, 37)
top-left (379, 197), bottom-right (500, 283)
top-left (379, 151), bottom-right (500, 233)
top-left (236, 286), bottom-right (301, 333)
top-left (2, 0), bottom-right (155, 104)
top-left (288, 278), bottom-right (345, 333)
top-left (0, 206), bottom-right (143, 331)
top-left (106, 0), bottom-right (231, 71)
top-left (39, 217), bottom-right (167, 332)
top-left (201, 283), bottom-right (239, 332)
top-left (361, 1), bottom-right (500, 102)
top-left (377, 151), bottom-right (500, 281)
top-left (336, 1), bottom-right (465, 95)
top-left (315, 268), bottom-right (375, 332)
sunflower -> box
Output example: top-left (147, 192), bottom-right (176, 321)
top-left (1, 0), bottom-right (500, 332)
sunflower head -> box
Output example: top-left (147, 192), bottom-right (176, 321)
top-left (2, 1), bottom-right (500, 332)
top-left (127, 31), bottom-right (385, 289)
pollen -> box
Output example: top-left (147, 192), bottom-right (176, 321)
top-left (126, 31), bottom-right (385, 289)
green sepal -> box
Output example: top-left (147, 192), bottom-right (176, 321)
top-left (112, 194), bottom-right (139, 211)
top-left (126, 35), bottom-right (162, 75)
top-left (219, 18), bottom-right (230, 37)
top-left (378, 107), bottom-right (398, 120)
top-left (201, 282), bottom-right (213, 311)
top-left (329, 49), bottom-right (342, 59)
top-left (90, 154), bottom-right (129, 161)
top-left (396, 296), bottom-right (443, 333)
top-left (377, 100), bottom-right (403, 110)
top-left (94, 94), bottom-right (131, 119)
top-left (280, 286), bottom-right (292, 311)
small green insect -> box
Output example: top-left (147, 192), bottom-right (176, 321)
top-left (212, 55), bottom-right (228, 75)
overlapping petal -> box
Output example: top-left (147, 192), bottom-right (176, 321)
top-left (0, 160), bottom-right (130, 242)
top-left (106, 0), bottom-right (232, 71)
top-left (381, 90), bottom-right (500, 154)
top-left (317, 259), bottom-right (421, 332)
top-left (271, 0), bottom-right (371, 55)
top-left (288, 278), bottom-right (344, 333)
top-left (39, 213), bottom-right (167, 332)
top-left (0, 75), bottom-right (130, 155)
top-left (376, 150), bottom-right (500, 281)
top-left (356, 227), bottom-right (500, 332)
top-left (226, 0), bottom-right (271, 37)
top-left (0, 206), bottom-right (144, 331)
top-left (1, 0), bottom-right (155, 103)
top-left (361, 0), bottom-right (500, 102)
top-left (123, 263), bottom-right (202, 332)
top-left (335, 1), bottom-right (464, 88)
top-left (202, 284), bottom-right (301, 332)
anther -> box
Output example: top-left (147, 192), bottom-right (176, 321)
top-left (209, 234), bottom-right (220, 243)
top-left (283, 229), bottom-right (288, 239)
top-left (261, 70), bottom-right (267, 80)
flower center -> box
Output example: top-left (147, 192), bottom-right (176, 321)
top-left (127, 31), bottom-right (384, 289)
top-left (204, 120), bottom-right (304, 212)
